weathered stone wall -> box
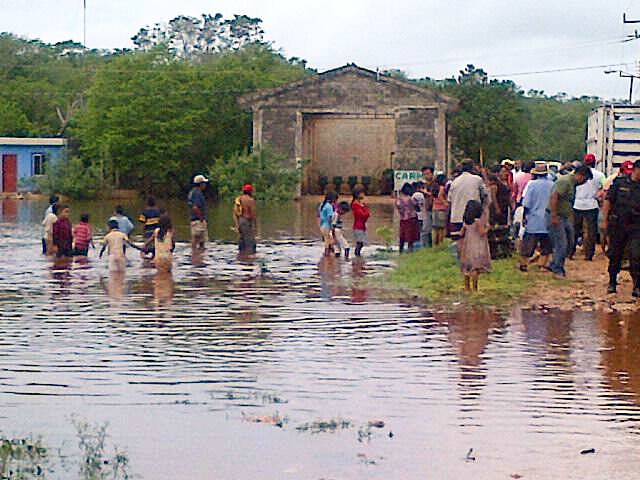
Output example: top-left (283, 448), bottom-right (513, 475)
top-left (260, 107), bottom-right (298, 168)
top-left (394, 107), bottom-right (438, 170)
top-left (244, 67), bottom-right (456, 192)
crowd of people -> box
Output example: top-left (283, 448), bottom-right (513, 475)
top-left (39, 156), bottom-right (640, 299)
top-left (318, 154), bottom-right (640, 297)
top-left (40, 175), bottom-right (258, 274)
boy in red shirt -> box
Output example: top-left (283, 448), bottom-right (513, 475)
top-left (73, 213), bottom-right (94, 256)
top-left (351, 186), bottom-right (370, 257)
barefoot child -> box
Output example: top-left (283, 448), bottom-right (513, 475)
top-left (319, 192), bottom-right (337, 256)
top-left (332, 201), bottom-right (351, 259)
top-left (432, 174), bottom-right (449, 246)
top-left (351, 186), bottom-right (370, 257)
top-left (148, 214), bottom-right (175, 272)
top-left (73, 214), bottom-right (95, 256)
top-left (458, 200), bottom-right (492, 292)
top-left (100, 220), bottom-right (129, 272)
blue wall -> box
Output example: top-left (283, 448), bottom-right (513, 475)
top-left (0, 143), bottom-right (65, 191)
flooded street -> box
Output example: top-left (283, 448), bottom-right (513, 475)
top-left (1, 198), bottom-right (640, 479)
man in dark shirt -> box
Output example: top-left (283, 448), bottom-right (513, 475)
top-left (52, 204), bottom-right (73, 257)
top-left (602, 159), bottom-right (640, 297)
top-left (188, 174), bottom-right (209, 251)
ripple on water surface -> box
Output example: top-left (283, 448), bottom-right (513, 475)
top-left (1, 205), bottom-right (640, 479)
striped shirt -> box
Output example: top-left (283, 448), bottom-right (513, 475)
top-left (73, 222), bottom-right (93, 249)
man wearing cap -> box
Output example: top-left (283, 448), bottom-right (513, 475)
top-left (233, 184), bottom-right (257, 254)
top-left (572, 154), bottom-right (605, 261)
top-left (602, 159), bottom-right (640, 297)
top-left (188, 174), bottom-right (209, 251)
top-left (519, 163), bottom-right (554, 271)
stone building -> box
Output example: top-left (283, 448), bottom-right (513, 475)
top-left (239, 64), bottom-right (456, 194)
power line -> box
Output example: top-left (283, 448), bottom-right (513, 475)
top-left (492, 62), bottom-right (630, 78)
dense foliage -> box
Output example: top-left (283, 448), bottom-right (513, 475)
top-left (420, 65), bottom-right (600, 166)
top-left (0, 24), bottom-right (601, 198)
top-left (207, 149), bottom-right (301, 201)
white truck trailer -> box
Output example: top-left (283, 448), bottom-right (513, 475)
top-left (587, 104), bottom-right (640, 175)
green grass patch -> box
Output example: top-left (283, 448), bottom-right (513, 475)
top-left (383, 242), bottom-right (565, 306)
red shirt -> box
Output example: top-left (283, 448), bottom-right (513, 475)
top-left (52, 218), bottom-right (73, 251)
top-left (351, 200), bottom-right (370, 231)
top-left (73, 222), bottom-right (93, 249)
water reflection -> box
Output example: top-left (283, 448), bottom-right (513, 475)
top-left (2, 201), bottom-right (640, 479)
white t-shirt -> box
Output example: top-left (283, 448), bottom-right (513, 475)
top-left (42, 213), bottom-right (57, 240)
top-left (412, 192), bottom-right (426, 221)
top-left (574, 168), bottom-right (605, 211)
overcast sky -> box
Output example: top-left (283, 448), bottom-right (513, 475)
top-left (2, 0), bottom-right (640, 99)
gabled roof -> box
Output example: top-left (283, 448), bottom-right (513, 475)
top-left (239, 63), bottom-right (456, 108)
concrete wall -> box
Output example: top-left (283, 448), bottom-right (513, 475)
top-left (0, 144), bottom-right (65, 192)
top-left (244, 67), bottom-right (455, 193)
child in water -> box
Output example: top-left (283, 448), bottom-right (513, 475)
top-left (332, 201), bottom-right (351, 259)
top-left (351, 186), bottom-right (370, 257)
top-left (52, 205), bottom-right (73, 258)
top-left (148, 214), bottom-right (175, 272)
top-left (73, 213), bottom-right (94, 256)
top-left (458, 199), bottom-right (492, 292)
top-left (319, 191), bottom-right (338, 256)
top-left (100, 219), bottom-right (129, 272)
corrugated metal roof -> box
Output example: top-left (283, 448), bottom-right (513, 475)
top-left (0, 137), bottom-right (67, 146)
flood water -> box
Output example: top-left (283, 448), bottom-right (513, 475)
top-left (2, 198), bottom-right (640, 479)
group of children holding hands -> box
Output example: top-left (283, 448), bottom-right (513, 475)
top-left (319, 186), bottom-right (371, 259)
top-left (41, 195), bottom-right (175, 274)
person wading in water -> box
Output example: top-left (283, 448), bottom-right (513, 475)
top-left (233, 184), bottom-right (257, 254)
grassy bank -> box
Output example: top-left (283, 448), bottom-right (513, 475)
top-left (383, 243), bottom-right (564, 306)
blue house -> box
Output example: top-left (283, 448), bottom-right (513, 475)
top-left (0, 137), bottom-right (67, 192)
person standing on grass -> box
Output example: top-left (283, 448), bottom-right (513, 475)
top-left (52, 204), bottom-right (73, 258)
top-left (72, 214), bottom-right (94, 257)
top-left (411, 182), bottom-right (427, 247)
top-left (572, 153), bottom-right (605, 261)
top-left (188, 175), bottom-right (209, 252)
top-left (519, 164), bottom-right (554, 272)
top-left (351, 186), bottom-right (370, 257)
top-left (548, 165), bottom-right (592, 278)
top-left (602, 159), bottom-right (640, 297)
top-left (422, 166), bottom-right (437, 246)
top-left (233, 184), bottom-right (258, 254)
top-left (512, 161), bottom-right (533, 207)
top-left (448, 159), bottom-right (490, 239)
top-left (459, 200), bottom-right (491, 292)
top-left (396, 183), bottom-right (419, 253)
top-left (431, 174), bottom-right (449, 246)
top-left (319, 191), bottom-right (337, 257)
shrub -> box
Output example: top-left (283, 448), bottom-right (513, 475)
top-left (207, 148), bottom-right (300, 201)
top-left (37, 156), bottom-right (105, 200)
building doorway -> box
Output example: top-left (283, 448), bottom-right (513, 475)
top-left (2, 154), bottom-right (17, 192)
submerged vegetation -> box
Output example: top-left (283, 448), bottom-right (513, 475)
top-left (0, 419), bottom-right (129, 480)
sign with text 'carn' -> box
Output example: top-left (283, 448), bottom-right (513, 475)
top-left (394, 170), bottom-right (423, 192)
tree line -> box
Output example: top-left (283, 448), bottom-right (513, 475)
top-left (0, 14), bottom-right (601, 198)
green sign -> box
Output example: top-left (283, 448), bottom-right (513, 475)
top-left (394, 170), bottom-right (423, 191)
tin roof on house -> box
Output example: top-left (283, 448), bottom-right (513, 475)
top-left (0, 137), bottom-right (67, 147)
top-left (239, 63), bottom-right (456, 109)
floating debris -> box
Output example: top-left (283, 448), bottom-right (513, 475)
top-left (580, 448), bottom-right (596, 455)
top-left (296, 419), bottom-right (352, 434)
top-left (241, 412), bottom-right (287, 428)
top-left (367, 420), bottom-right (385, 428)
top-left (466, 448), bottom-right (476, 462)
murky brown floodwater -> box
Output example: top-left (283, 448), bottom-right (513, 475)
top-left (1, 198), bottom-right (640, 479)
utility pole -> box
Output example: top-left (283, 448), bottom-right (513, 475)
top-left (83, 0), bottom-right (86, 48)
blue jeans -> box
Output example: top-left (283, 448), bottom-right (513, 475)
top-left (549, 217), bottom-right (574, 276)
